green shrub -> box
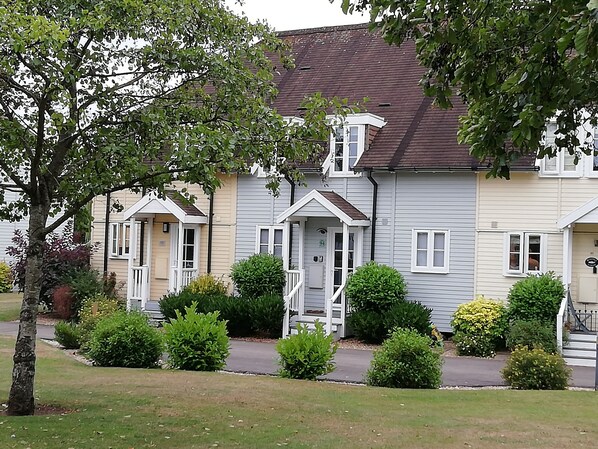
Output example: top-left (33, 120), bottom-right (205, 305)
top-left (507, 273), bottom-right (565, 325)
top-left (451, 297), bottom-right (508, 357)
top-left (54, 321), bottom-right (81, 349)
top-left (276, 321), bottom-right (338, 380)
top-left (249, 294), bottom-right (285, 338)
top-left (0, 261), bottom-right (13, 293)
top-left (52, 284), bottom-right (74, 320)
top-left (501, 347), bottom-right (570, 390)
top-left (63, 268), bottom-right (104, 319)
top-left (186, 274), bottom-right (228, 296)
top-left (347, 310), bottom-right (387, 344)
top-left (206, 295), bottom-right (252, 337)
top-left (230, 253), bottom-right (285, 299)
top-left (164, 305), bottom-right (230, 371)
top-left (384, 301), bottom-right (433, 337)
top-left (159, 289), bottom-right (203, 321)
top-left (346, 262), bottom-right (407, 313)
top-left (366, 328), bottom-right (442, 389)
top-left (506, 319), bottom-right (558, 354)
top-left (87, 311), bottom-right (163, 368)
top-left (78, 294), bottom-right (124, 348)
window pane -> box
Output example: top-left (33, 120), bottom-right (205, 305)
top-left (349, 126), bottom-right (358, 141)
top-left (123, 224), bottom-right (131, 255)
top-left (593, 148), bottom-right (598, 172)
top-left (260, 229), bottom-right (269, 245)
top-left (563, 151), bottom-right (577, 172)
top-left (527, 235), bottom-right (541, 271)
top-left (335, 233), bottom-right (343, 251)
top-left (433, 250), bottom-right (445, 267)
top-left (273, 245), bottom-right (283, 258)
top-left (433, 233), bottom-right (445, 250)
top-left (335, 158), bottom-right (343, 172)
top-left (544, 156), bottom-right (557, 172)
top-left (259, 244), bottom-right (268, 254)
top-left (335, 127), bottom-right (344, 142)
top-left (273, 229), bottom-right (283, 245)
top-left (184, 228), bottom-right (194, 245)
top-left (417, 232), bottom-right (428, 250)
top-left (335, 142), bottom-right (344, 158)
top-left (111, 224), bottom-right (118, 255)
top-left (348, 142), bottom-right (358, 157)
top-left (509, 234), bottom-right (521, 271)
top-left (416, 249), bottom-right (427, 266)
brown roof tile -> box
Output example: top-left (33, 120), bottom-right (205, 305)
top-left (317, 190), bottom-right (368, 221)
top-left (166, 191), bottom-right (206, 217)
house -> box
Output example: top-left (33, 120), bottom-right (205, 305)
top-left (89, 175), bottom-right (237, 312)
top-left (235, 24), bottom-right (485, 336)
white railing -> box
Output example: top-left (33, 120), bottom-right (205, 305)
top-left (131, 266), bottom-right (149, 309)
top-left (171, 267), bottom-right (198, 291)
top-left (556, 292), bottom-right (569, 353)
top-left (283, 270), bottom-right (304, 338)
top-left (326, 282), bottom-right (346, 335)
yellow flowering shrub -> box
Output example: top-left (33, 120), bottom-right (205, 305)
top-left (0, 261), bottom-right (13, 293)
top-left (186, 274), bottom-right (228, 296)
top-left (451, 297), bottom-right (508, 357)
top-left (502, 347), bottom-right (570, 390)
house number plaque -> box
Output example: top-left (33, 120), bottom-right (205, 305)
top-left (585, 257), bottom-right (598, 274)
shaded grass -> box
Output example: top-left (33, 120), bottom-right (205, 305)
top-left (0, 336), bottom-right (597, 448)
top-left (0, 293), bottom-right (21, 322)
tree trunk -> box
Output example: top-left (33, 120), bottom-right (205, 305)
top-left (6, 204), bottom-right (48, 416)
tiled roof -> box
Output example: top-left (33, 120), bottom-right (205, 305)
top-left (317, 190), bottom-right (368, 221)
top-left (165, 191), bottom-right (206, 217)
top-left (272, 24), bottom-right (536, 172)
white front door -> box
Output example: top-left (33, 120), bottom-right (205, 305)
top-left (169, 224), bottom-right (199, 291)
top-left (325, 228), bottom-right (356, 303)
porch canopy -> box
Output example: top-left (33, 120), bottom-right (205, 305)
top-left (123, 191), bottom-right (208, 224)
top-left (557, 196), bottom-right (598, 286)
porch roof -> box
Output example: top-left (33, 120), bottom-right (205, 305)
top-left (557, 197), bottom-right (598, 229)
top-left (123, 191), bottom-right (208, 224)
top-left (276, 190), bottom-right (370, 226)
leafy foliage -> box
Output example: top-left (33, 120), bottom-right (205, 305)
top-left (78, 294), bottom-right (124, 348)
top-left (52, 285), bottom-right (74, 320)
top-left (366, 328), bottom-right (442, 389)
top-left (506, 320), bottom-right (558, 354)
top-left (54, 321), bottom-right (81, 349)
top-left (249, 294), bottom-right (285, 338)
top-left (87, 311), bottom-right (163, 368)
top-left (230, 253), bottom-right (286, 299)
top-left (62, 268), bottom-right (105, 320)
top-left (507, 273), bottom-right (565, 325)
top-left (502, 348), bottom-right (570, 390)
top-left (164, 306), bottom-right (230, 371)
top-left (0, 262), bottom-right (13, 293)
top-left (343, 0), bottom-right (598, 177)
top-left (204, 295), bottom-right (253, 338)
top-left (159, 289), bottom-right (204, 321)
top-left (347, 310), bottom-right (387, 344)
top-left (7, 227), bottom-right (94, 306)
top-left (276, 322), bottom-right (338, 380)
top-left (346, 262), bottom-right (407, 313)
top-left (451, 297), bottom-right (508, 357)
top-left (186, 274), bottom-right (229, 296)
top-left (384, 301), bottom-right (433, 337)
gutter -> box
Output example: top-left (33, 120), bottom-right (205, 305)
top-left (207, 191), bottom-right (214, 273)
top-left (366, 171), bottom-right (378, 261)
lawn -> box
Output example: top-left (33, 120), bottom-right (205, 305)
top-left (0, 293), bottom-right (21, 322)
top-left (0, 337), bottom-right (597, 449)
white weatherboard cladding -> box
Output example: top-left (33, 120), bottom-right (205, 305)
top-left (393, 173), bottom-right (477, 331)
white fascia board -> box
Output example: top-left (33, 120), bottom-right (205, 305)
top-left (326, 112), bottom-right (387, 128)
top-left (557, 196), bottom-right (598, 229)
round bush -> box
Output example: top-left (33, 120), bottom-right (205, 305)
top-left (87, 311), bottom-right (163, 368)
top-left (507, 273), bottom-right (565, 325)
top-left (276, 321), bottom-right (338, 380)
top-left (164, 306), bottom-right (230, 371)
top-left (451, 297), bottom-right (508, 357)
top-left (366, 328), bottom-right (442, 389)
top-left (502, 347), bottom-right (570, 390)
top-left (249, 294), bottom-right (285, 338)
top-left (78, 294), bottom-right (123, 348)
top-left (506, 319), bottom-right (558, 354)
top-left (0, 261), bottom-right (13, 293)
top-left (346, 262), bottom-right (407, 313)
top-left (347, 310), bottom-right (387, 344)
top-left (384, 301), bottom-right (433, 337)
top-left (230, 253), bottom-right (285, 299)
top-left (185, 274), bottom-right (228, 296)
top-left (54, 321), bottom-right (81, 349)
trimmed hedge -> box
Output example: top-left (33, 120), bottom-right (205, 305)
top-left (346, 262), bottom-right (407, 313)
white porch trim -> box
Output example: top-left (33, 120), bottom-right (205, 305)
top-left (123, 192), bottom-right (208, 224)
top-left (557, 197), bottom-right (598, 229)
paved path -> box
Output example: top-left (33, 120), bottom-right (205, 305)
top-left (1, 322), bottom-right (595, 388)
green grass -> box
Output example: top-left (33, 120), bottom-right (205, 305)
top-left (0, 293), bottom-right (21, 322)
top-left (0, 336), bottom-right (597, 448)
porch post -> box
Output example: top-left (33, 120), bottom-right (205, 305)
top-left (283, 220), bottom-right (291, 271)
top-left (177, 221), bottom-right (184, 292)
top-left (563, 225), bottom-right (573, 287)
top-left (145, 217), bottom-right (154, 307)
top-left (298, 219), bottom-right (305, 271)
top-left (126, 216), bottom-right (137, 311)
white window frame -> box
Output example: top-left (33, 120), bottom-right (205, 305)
top-left (411, 230), bottom-right (450, 274)
top-left (109, 222), bottom-right (132, 258)
top-left (255, 225), bottom-right (285, 258)
top-left (327, 124), bottom-right (365, 177)
top-left (539, 120), bottom-right (583, 177)
top-left (504, 232), bottom-right (547, 276)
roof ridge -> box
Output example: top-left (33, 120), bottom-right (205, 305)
top-left (276, 23), bottom-right (370, 37)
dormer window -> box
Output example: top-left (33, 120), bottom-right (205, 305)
top-left (540, 121), bottom-right (582, 177)
top-left (331, 125), bottom-right (363, 176)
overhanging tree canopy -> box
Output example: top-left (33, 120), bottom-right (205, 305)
top-left (342, 0), bottom-right (598, 177)
top-left (0, 0), bottom-right (339, 415)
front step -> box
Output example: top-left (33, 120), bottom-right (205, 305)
top-left (563, 333), bottom-right (597, 367)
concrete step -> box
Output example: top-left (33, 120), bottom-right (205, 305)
top-left (563, 348), bottom-right (596, 359)
top-left (568, 333), bottom-right (597, 343)
top-left (564, 340), bottom-right (597, 351)
top-left (563, 357), bottom-right (596, 367)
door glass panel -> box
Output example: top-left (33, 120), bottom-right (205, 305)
top-left (182, 228), bottom-right (195, 268)
top-left (332, 231), bottom-right (355, 295)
